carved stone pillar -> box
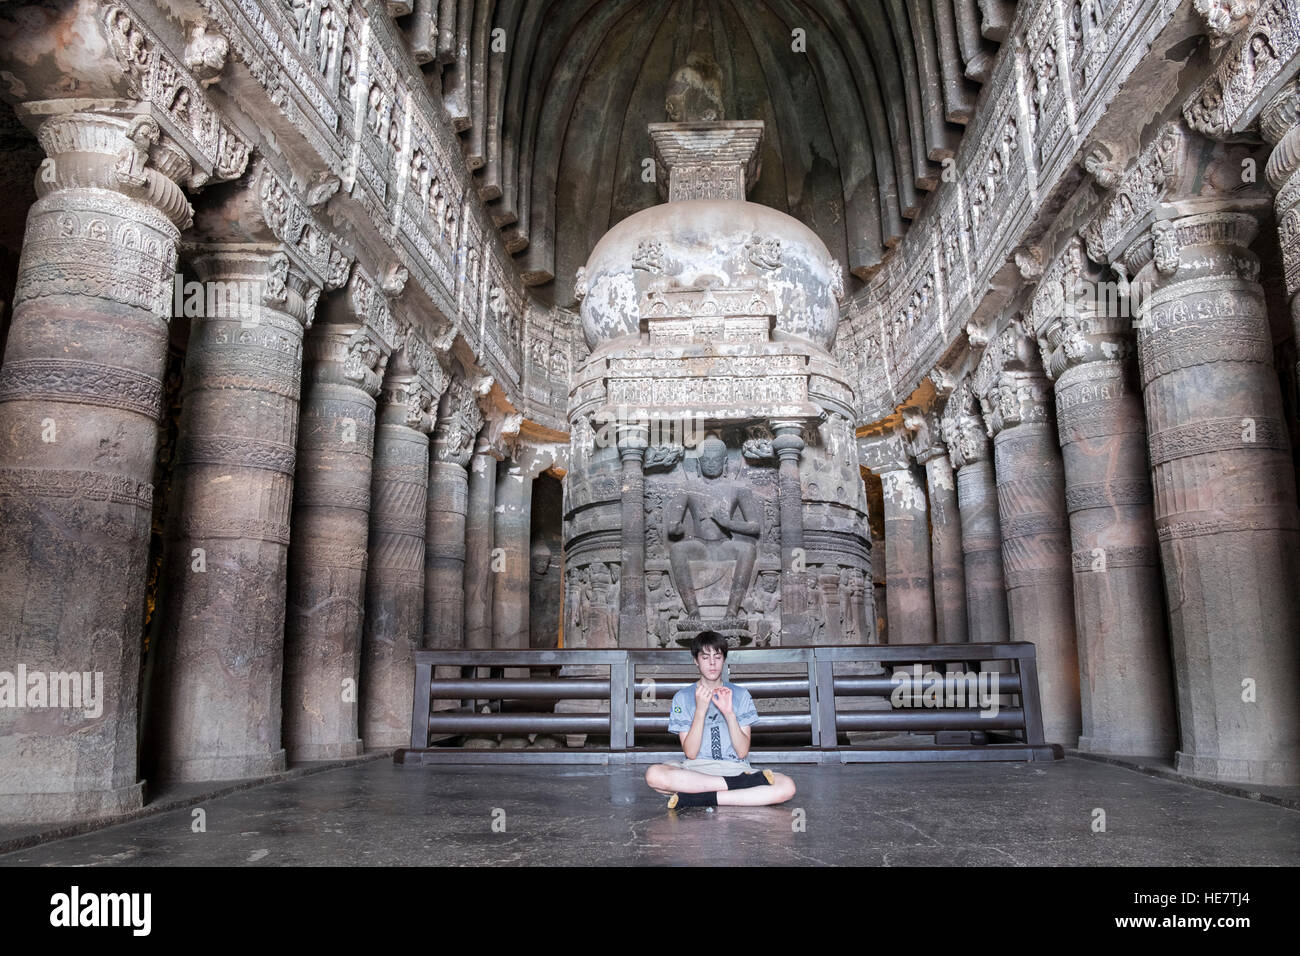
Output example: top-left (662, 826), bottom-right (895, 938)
top-left (1120, 210), bottom-right (1300, 783)
top-left (858, 432), bottom-right (935, 644)
top-left (493, 442), bottom-right (556, 679)
top-left (423, 379), bottom-right (481, 663)
top-left (906, 411), bottom-right (968, 643)
top-left (772, 420), bottom-right (811, 644)
top-left (0, 109), bottom-right (192, 822)
top-left (1031, 239), bottom-right (1176, 757)
top-left (282, 296), bottom-right (389, 761)
top-left (463, 431), bottom-right (502, 654)
top-left (615, 423), bottom-right (649, 645)
top-left (147, 246), bottom-right (317, 782)
top-left (360, 354), bottom-right (439, 749)
top-left (941, 389), bottom-right (1010, 644)
top-left (976, 323), bottom-right (1081, 746)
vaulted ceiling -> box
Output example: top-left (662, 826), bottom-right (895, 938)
top-left (394, 0), bottom-right (1016, 303)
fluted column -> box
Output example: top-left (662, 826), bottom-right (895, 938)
top-left (0, 109), bottom-right (192, 822)
top-left (772, 420), bottom-right (811, 644)
top-left (976, 322), bottom-right (1080, 746)
top-left (859, 432), bottom-right (935, 644)
top-left (906, 411), bottom-right (968, 643)
top-left (941, 388), bottom-right (1010, 644)
top-left (1031, 239), bottom-right (1176, 757)
top-left (1120, 210), bottom-right (1300, 784)
top-left (146, 247), bottom-right (317, 782)
top-left (615, 423), bottom-right (649, 645)
top-left (282, 304), bottom-right (389, 760)
top-left (423, 378), bottom-right (481, 659)
top-left (361, 356), bottom-right (439, 748)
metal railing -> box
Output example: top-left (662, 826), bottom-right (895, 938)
top-left (397, 643), bottom-right (1059, 765)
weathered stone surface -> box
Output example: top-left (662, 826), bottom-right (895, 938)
top-left (361, 351), bottom-right (438, 749)
top-left (941, 385), bottom-right (1010, 645)
top-left (906, 409), bottom-right (968, 643)
top-left (1119, 211), bottom-right (1300, 784)
top-left (976, 320), bottom-right (1081, 747)
top-left (1030, 237), bottom-right (1177, 758)
top-left (282, 286), bottom-right (388, 761)
top-left (0, 108), bottom-right (190, 823)
top-left (146, 247), bottom-right (310, 782)
top-left (859, 431), bottom-right (935, 646)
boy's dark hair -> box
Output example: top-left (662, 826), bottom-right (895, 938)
top-left (690, 631), bottom-right (729, 659)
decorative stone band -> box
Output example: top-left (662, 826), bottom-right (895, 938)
top-left (1156, 509), bottom-right (1300, 542)
top-left (425, 538), bottom-right (468, 561)
top-left (1056, 395), bottom-right (1148, 444)
top-left (1002, 565), bottom-right (1074, 588)
top-left (1147, 416), bottom-right (1290, 467)
top-left (177, 435), bottom-right (298, 475)
top-left (371, 461), bottom-right (429, 485)
top-left (292, 481), bottom-right (372, 511)
top-left (369, 512), bottom-right (427, 537)
top-left (1000, 510), bottom-right (1071, 540)
top-left (1065, 478), bottom-right (1154, 511)
top-left (179, 361), bottom-right (302, 403)
top-left (15, 192), bottom-right (178, 319)
top-left (0, 466), bottom-right (152, 510)
top-left (1070, 545), bottom-right (1159, 572)
top-left (0, 359), bottom-right (163, 421)
top-left (176, 514), bottom-right (292, 545)
top-left (960, 534), bottom-right (1003, 554)
top-left (292, 544), bottom-right (370, 572)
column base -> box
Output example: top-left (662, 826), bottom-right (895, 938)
top-left (150, 750), bottom-right (287, 783)
top-left (1077, 735), bottom-right (1176, 759)
top-left (1042, 723), bottom-right (1083, 750)
top-left (288, 739), bottom-right (364, 761)
top-left (362, 730), bottom-right (413, 750)
top-left (0, 782), bottom-right (144, 826)
top-left (1175, 750), bottom-right (1300, 786)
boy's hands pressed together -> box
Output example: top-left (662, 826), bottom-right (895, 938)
top-left (694, 680), bottom-right (714, 710)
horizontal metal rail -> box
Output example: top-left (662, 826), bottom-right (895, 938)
top-left (403, 643), bottom-right (1053, 764)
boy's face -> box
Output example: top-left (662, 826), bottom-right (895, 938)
top-left (694, 645), bottom-right (726, 682)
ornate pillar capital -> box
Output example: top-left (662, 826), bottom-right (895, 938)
top-left (1030, 236), bottom-right (1135, 381)
top-left (977, 370), bottom-right (1054, 437)
top-left (940, 384), bottom-right (994, 469)
top-left (901, 407), bottom-right (946, 465)
top-left (378, 359), bottom-right (436, 434)
top-left (25, 106), bottom-right (195, 232)
top-left (1118, 210), bottom-right (1262, 288)
top-left (770, 418), bottom-right (807, 461)
top-left (856, 428), bottom-right (911, 475)
top-left (615, 421), bottom-right (651, 462)
top-left (432, 376), bottom-right (484, 466)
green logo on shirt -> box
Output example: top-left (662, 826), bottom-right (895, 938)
top-left (673, 706), bottom-right (682, 713)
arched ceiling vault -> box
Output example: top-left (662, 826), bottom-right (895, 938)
top-left (391, 0), bottom-right (1016, 304)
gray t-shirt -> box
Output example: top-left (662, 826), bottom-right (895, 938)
top-left (667, 681), bottom-right (760, 762)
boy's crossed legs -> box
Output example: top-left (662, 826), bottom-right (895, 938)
top-left (645, 763), bottom-right (797, 807)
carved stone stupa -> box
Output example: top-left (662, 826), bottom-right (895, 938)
top-left (564, 74), bottom-right (873, 649)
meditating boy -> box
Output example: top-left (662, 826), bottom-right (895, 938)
top-left (644, 630), bottom-right (797, 809)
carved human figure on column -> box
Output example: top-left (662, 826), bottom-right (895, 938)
top-left (665, 436), bottom-right (761, 620)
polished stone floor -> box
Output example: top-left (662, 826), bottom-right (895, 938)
top-left (1, 756), bottom-right (1296, 866)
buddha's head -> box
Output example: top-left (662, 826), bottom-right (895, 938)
top-left (698, 436), bottom-right (727, 479)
